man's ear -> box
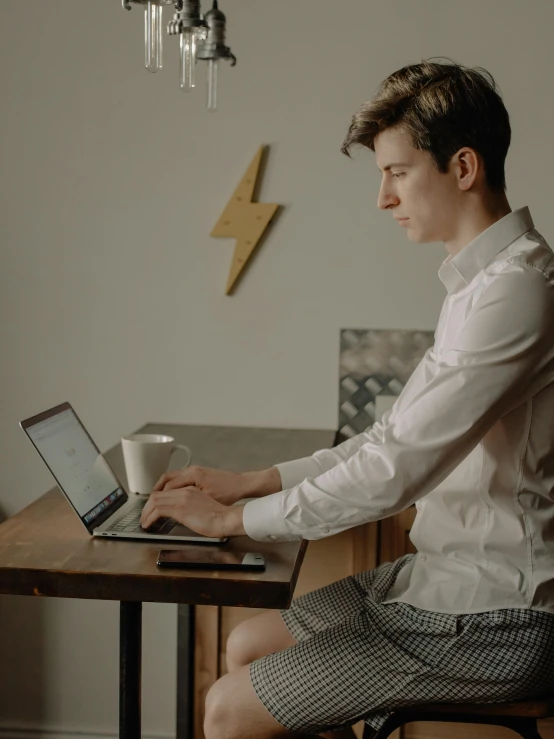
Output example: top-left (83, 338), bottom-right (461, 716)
top-left (452, 147), bottom-right (480, 191)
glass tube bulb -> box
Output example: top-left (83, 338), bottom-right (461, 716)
top-left (145, 2), bottom-right (163, 73)
top-left (207, 58), bottom-right (218, 111)
top-left (179, 29), bottom-right (196, 91)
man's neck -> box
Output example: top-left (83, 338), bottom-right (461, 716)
top-left (444, 194), bottom-right (512, 256)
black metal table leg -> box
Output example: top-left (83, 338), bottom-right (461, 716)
top-left (177, 604), bottom-right (196, 739)
top-left (120, 601), bottom-right (142, 739)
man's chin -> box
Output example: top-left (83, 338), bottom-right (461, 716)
top-left (405, 227), bottom-right (428, 244)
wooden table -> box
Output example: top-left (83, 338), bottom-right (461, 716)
top-left (0, 423), bottom-right (335, 739)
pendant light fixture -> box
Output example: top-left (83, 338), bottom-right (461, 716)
top-left (122, 0), bottom-right (236, 110)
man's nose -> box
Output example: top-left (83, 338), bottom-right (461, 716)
top-left (377, 181), bottom-right (399, 210)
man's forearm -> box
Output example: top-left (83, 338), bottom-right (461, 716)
top-left (241, 467), bottom-right (282, 499)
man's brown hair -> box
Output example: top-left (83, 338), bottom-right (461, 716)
top-left (341, 58), bottom-right (511, 193)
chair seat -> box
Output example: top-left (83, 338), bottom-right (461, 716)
top-left (395, 695), bottom-right (554, 719)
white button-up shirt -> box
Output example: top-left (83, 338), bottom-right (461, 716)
top-left (243, 207), bottom-right (554, 615)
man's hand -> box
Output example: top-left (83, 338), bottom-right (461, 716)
top-left (152, 466), bottom-right (281, 506)
top-left (140, 486), bottom-right (246, 538)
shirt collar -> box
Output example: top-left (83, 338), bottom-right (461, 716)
top-left (438, 206), bottom-right (535, 294)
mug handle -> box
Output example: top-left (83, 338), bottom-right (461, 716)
top-left (170, 443), bottom-right (192, 469)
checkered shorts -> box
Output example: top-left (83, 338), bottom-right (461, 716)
top-left (249, 554), bottom-right (554, 735)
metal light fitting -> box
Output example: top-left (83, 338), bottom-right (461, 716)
top-left (122, 0), bottom-right (236, 110)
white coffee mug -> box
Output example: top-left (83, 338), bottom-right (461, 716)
top-left (121, 434), bottom-right (192, 495)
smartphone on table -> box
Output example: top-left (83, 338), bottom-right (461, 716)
top-left (157, 549), bottom-right (266, 571)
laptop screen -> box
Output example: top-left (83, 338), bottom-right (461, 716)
top-left (24, 407), bottom-right (126, 526)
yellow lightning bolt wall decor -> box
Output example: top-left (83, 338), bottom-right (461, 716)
top-left (211, 145), bottom-right (279, 295)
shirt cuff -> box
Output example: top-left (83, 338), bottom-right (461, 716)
top-left (274, 456), bottom-right (323, 491)
top-left (243, 492), bottom-right (302, 542)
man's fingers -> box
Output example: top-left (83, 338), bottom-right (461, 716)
top-left (141, 504), bottom-right (174, 530)
top-left (164, 476), bottom-right (193, 490)
top-left (140, 490), bottom-right (169, 524)
top-left (153, 473), bottom-right (173, 491)
top-left (139, 486), bottom-right (220, 537)
top-left (140, 488), bottom-right (194, 526)
top-left (153, 469), bottom-right (191, 492)
top-left (140, 496), bottom-right (155, 524)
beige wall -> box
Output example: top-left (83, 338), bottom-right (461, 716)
top-left (1, 0), bottom-right (553, 736)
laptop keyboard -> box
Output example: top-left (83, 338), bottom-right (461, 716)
top-left (106, 499), bottom-right (175, 535)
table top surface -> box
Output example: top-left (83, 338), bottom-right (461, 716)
top-left (0, 422), bottom-right (335, 609)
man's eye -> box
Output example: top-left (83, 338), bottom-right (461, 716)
top-left (392, 172), bottom-right (404, 178)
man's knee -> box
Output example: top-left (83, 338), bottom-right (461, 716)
top-left (204, 678), bottom-right (235, 739)
top-left (226, 610), bottom-right (297, 672)
top-left (207, 670), bottom-right (278, 739)
top-left (226, 620), bottom-right (257, 670)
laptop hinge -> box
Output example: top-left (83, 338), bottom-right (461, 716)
top-left (88, 493), bottom-right (129, 533)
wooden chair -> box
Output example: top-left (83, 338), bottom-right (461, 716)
top-left (364, 695), bottom-right (554, 739)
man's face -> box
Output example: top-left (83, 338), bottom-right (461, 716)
top-left (374, 126), bottom-right (462, 244)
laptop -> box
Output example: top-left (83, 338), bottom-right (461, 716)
top-left (20, 401), bottom-right (228, 544)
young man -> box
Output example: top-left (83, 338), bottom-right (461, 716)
top-left (142, 59), bottom-right (554, 739)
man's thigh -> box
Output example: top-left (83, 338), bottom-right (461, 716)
top-left (248, 613), bottom-right (374, 736)
top-left (226, 568), bottom-right (371, 671)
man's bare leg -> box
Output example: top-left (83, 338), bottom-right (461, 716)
top-left (225, 610), bottom-right (357, 739)
top-left (205, 663), bottom-right (337, 739)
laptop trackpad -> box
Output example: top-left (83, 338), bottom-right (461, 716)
top-left (169, 523), bottom-right (208, 538)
